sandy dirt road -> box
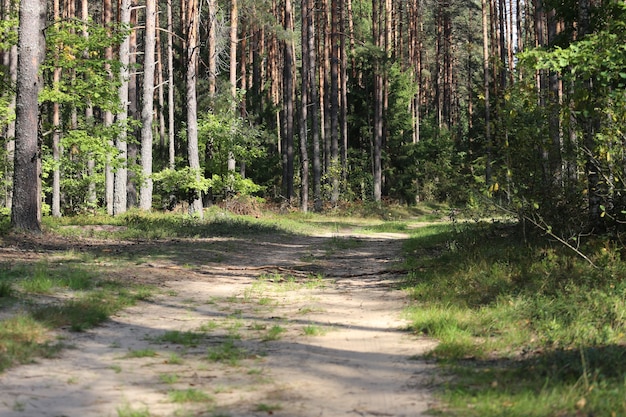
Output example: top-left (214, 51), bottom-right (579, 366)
top-left (0, 230), bottom-right (438, 417)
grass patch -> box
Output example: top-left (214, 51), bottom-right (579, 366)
top-left (255, 403), bottom-right (282, 413)
top-left (31, 286), bottom-right (153, 332)
top-left (123, 349), bottom-right (158, 359)
top-left (403, 221), bottom-right (626, 416)
top-left (116, 404), bottom-right (151, 417)
top-left (155, 330), bottom-right (204, 347)
top-left (262, 325), bottom-right (286, 341)
top-left (0, 314), bottom-right (63, 372)
top-left (159, 373), bottom-right (180, 384)
top-left (168, 388), bottom-right (214, 403)
top-left (165, 353), bottom-right (184, 365)
top-left (302, 325), bottom-right (327, 336)
top-left (207, 339), bottom-right (250, 366)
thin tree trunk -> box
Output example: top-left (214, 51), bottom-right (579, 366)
top-left (300, 0), bottom-right (309, 212)
top-left (282, 0), bottom-right (295, 200)
top-left (103, 0), bottom-right (114, 214)
top-left (207, 0), bottom-right (217, 99)
top-left (114, 0), bottom-right (131, 215)
top-left (330, 0), bottom-right (340, 203)
top-left (139, 0), bottom-right (156, 211)
top-left (82, 0), bottom-right (97, 208)
top-left (51, 0), bottom-right (61, 217)
top-left (167, 0), bottom-right (175, 169)
top-left (3, 0), bottom-right (16, 209)
top-left (482, 0), bottom-right (492, 185)
top-left (228, 0), bottom-right (238, 172)
top-left (186, 0), bottom-right (203, 217)
top-left (309, 0), bottom-right (322, 211)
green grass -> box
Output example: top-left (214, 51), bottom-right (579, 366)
top-left (302, 325), bottom-right (327, 336)
top-left (0, 314), bottom-right (64, 372)
top-left (403, 221), bottom-right (626, 416)
top-left (123, 349), bottom-right (158, 358)
top-left (206, 339), bottom-right (250, 366)
top-left (168, 388), bottom-right (214, 403)
top-left (116, 404), bottom-right (151, 417)
top-left (155, 330), bottom-right (204, 347)
top-left (262, 325), bottom-right (286, 341)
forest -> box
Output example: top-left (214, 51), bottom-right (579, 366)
top-left (2, 0), bottom-right (626, 234)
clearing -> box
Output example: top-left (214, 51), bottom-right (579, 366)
top-left (0, 225), bottom-right (438, 417)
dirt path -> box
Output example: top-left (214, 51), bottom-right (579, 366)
top-left (0, 231), bottom-right (438, 417)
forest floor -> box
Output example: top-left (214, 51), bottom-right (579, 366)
top-left (0, 226), bottom-right (439, 417)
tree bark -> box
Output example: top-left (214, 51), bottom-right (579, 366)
top-left (12, 0), bottom-right (45, 232)
top-left (167, 0), bottom-right (175, 169)
top-left (51, 0), bottom-right (61, 217)
top-left (103, 0), bottom-right (114, 215)
top-left (282, 0), bottom-right (295, 200)
top-left (139, 0), bottom-right (156, 211)
top-left (228, 0), bottom-right (238, 172)
top-left (186, 0), bottom-right (203, 217)
top-left (114, 0), bottom-right (131, 215)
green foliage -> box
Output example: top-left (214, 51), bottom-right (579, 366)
top-left (152, 167), bottom-right (211, 210)
top-left (210, 172), bottom-right (263, 198)
top-left (404, 221), bottom-right (626, 416)
top-left (198, 111), bottom-right (265, 176)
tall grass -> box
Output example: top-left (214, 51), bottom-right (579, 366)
top-left (403, 221), bottom-right (626, 416)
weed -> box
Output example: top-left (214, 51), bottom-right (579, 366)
top-left (262, 325), bottom-right (286, 341)
top-left (255, 403), bottom-right (282, 413)
top-left (168, 388), bottom-right (213, 403)
top-left (123, 349), bottom-right (157, 359)
top-left (159, 373), bottom-right (180, 384)
top-left (155, 330), bottom-right (204, 347)
top-left (302, 325), bottom-right (327, 336)
top-left (207, 339), bottom-right (249, 366)
top-left (0, 314), bottom-right (63, 372)
top-left (165, 353), bottom-right (184, 365)
top-left (116, 403), bottom-right (151, 417)
top-left (0, 280), bottom-right (13, 298)
top-left (110, 364), bottom-right (122, 373)
top-left (198, 321), bottom-right (219, 332)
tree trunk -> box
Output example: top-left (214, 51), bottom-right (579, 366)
top-left (482, 0), bottom-right (492, 185)
top-left (330, 0), bottom-right (340, 203)
top-left (300, 0), bottom-right (310, 212)
top-left (167, 0), bottom-right (175, 169)
top-left (139, 0), bottom-right (156, 211)
top-left (3, 0), bottom-right (16, 209)
top-left (228, 0), bottom-right (238, 172)
top-left (12, 0), bottom-right (45, 232)
top-left (207, 0), bottom-right (217, 100)
top-left (51, 0), bottom-right (61, 217)
top-left (186, 0), bottom-right (203, 217)
top-left (372, 0), bottom-right (383, 202)
top-left (114, 0), bottom-right (131, 215)
top-left (103, 0), bottom-right (114, 214)
top-left (282, 0), bottom-right (295, 200)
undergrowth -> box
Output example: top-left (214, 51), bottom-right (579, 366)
top-left (403, 221), bottom-right (626, 416)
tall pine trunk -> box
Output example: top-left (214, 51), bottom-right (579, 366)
top-left (186, 0), bottom-right (203, 217)
top-left (114, 0), bottom-right (131, 215)
top-left (139, 0), bottom-right (156, 211)
top-left (12, 0), bottom-right (45, 232)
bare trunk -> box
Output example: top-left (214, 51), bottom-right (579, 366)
top-left (167, 0), bottom-right (175, 169)
top-left (186, 0), bottom-right (203, 217)
top-left (228, 0), bottom-right (238, 172)
top-left (12, 0), bottom-right (45, 232)
top-left (139, 0), bottom-right (156, 211)
top-left (114, 0), bottom-right (131, 215)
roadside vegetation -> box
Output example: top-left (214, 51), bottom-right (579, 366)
top-left (403, 215), bottom-right (626, 416)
